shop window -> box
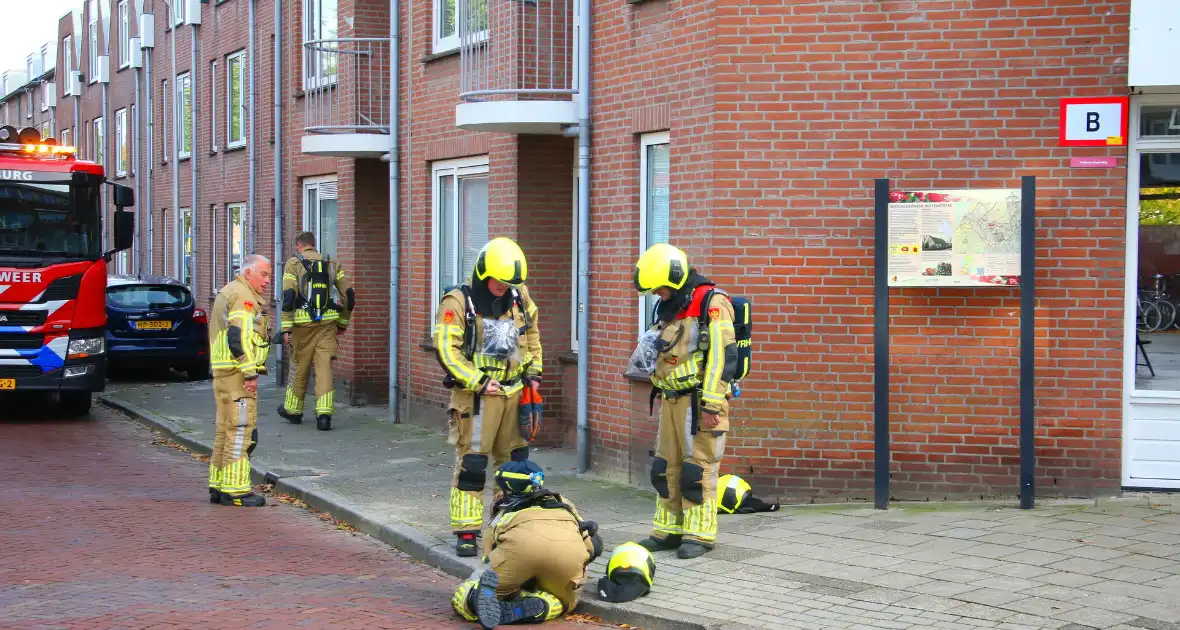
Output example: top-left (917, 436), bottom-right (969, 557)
top-left (638, 131), bottom-right (670, 332)
top-left (432, 156), bottom-right (489, 318)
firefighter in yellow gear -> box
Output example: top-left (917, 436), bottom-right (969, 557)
top-left (207, 254), bottom-right (273, 507)
top-left (631, 243), bottom-right (738, 559)
top-left (450, 460), bottom-right (603, 628)
top-left (433, 237), bottom-right (543, 558)
top-left (277, 231), bottom-right (355, 432)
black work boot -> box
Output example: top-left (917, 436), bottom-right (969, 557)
top-left (456, 532), bottom-right (478, 557)
top-left (474, 569), bottom-right (502, 629)
top-left (219, 492), bottom-right (266, 507)
top-left (498, 595), bottom-right (548, 625)
top-left (637, 535), bottom-right (682, 552)
top-left (277, 405), bottom-right (303, 424)
top-left (676, 540), bottom-right (711, 559)
top-left (316, 414), bottom-right (332, 431)
top-left (208, 487), bottom-right (222, 503)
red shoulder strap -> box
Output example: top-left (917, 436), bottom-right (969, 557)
top-left (677, 284), bottom-right (716, 319)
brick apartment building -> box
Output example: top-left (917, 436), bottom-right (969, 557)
top-left (41, 0), bottom-right (1180, 501)
top-left (0, 43), bottom-right (58, 141)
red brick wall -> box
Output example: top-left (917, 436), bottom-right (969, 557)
top-left (585, 0), bottom-right (1132, 499)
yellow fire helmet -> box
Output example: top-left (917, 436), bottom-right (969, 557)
top-left (716, 474), bottom-right (780, 515)
top-left (633, 243), bottom-right (688, 294)
top-left (596, 541), bottom-right (655, 603)
top-left (475, 237), bottom-right (528, 286)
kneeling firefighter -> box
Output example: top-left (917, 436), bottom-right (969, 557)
top-left (432, 237), bottom-right (544, 557)
top-left (630, 243), bottom-right (751, 559)
top-left (451, 460), bottom-right (603, 628)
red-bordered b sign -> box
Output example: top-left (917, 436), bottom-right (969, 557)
top-left (1058, 97), bottom-right (1129, 147)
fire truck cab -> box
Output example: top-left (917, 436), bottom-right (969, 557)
top-left (0, 125), bottom-right (135, 416)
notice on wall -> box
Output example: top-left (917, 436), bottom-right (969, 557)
top-left (887, 189), bottom-right (1022, 287)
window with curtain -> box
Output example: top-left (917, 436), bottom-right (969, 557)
top-left (302, 178), bottom-right (338, 260)
top-left (639, 132), bottom-right (670, 331)
top-left (432, 157), bottom-right (490, 316)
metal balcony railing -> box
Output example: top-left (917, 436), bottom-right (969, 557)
top-left (459, 0), bottom-right (576, 103)
top-left (303, 38), bottom-right (390, 134)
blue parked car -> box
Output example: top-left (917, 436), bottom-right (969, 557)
top-left (105, 274), bottom-right (210, 381)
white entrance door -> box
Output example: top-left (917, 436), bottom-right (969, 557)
top-left (1123, 96), bottom-right (1180, 489)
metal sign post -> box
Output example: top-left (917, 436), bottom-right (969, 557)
top-left (872, 177), bottom-right (1037, 511)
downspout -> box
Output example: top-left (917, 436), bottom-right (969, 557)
top-left (190, 17), bottom-right (199, 296)
top-left (574, 0), bottom-right (592, 473)
top-left (248, 0), bottom-right (257, 258)
top-left (134, 62), bottom-right (141, 274)
top-left (170, 3), bottom-right (179, 280)
top-left (387, 0), bottom-right (401, 422)
top-left (272, 0), bottom-right (285, 382)
top-left (143, 36), bottom-right (153, 274)
top-left (400, 0), bottom-right (413, 422)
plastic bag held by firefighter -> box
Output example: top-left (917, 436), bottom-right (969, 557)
top-left (625, 330), bottom-right (661, 379)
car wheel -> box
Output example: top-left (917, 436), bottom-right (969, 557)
top-left (59, 391), bottom-right (93, 418)
top-left (186, 361), bottom-right (211, 381)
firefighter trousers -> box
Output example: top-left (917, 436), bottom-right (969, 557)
top-left (488, 531), bottom-right (588, 615)
top-left (283, 323), bottom-right (337, 417)
top-left (449, 389), bottom-right (529, 532)
top-left (649, 394), bottom-right (728, 547)
top-left (208, 372), bottom-right (258, 496)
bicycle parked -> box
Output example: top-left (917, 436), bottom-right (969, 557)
top-left (1138, 273), bottom-right (1179, 332)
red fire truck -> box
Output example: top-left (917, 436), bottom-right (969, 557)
top-left (0, 125), bottom-right (134, 416)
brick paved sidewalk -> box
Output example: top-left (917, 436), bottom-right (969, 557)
top-left (100, 378), bottom-right (1180, 630)
top-left (0, 405), bottom-right (607, 630)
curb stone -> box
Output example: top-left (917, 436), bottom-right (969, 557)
top-left (98, 394), bottom-right (709, 630)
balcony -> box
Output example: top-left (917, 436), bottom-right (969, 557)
top-left (456, 0), bottom-right (578, 135)
top-left (301, 38), bottom-right (391, 158)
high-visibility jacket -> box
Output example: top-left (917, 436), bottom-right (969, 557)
top-left (649, 284), bottom-right (736, 413)
top-left (433, 284), bottom-right (542, 400)
top-left (280, 248), bottom-right (355, 331)
top-left (210, 275), bottom-right (271, 379)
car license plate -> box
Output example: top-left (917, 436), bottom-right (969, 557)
top-left (0, 379), bottom-right (14, 390)
top-left (135, 320), bottom-right (172, 330)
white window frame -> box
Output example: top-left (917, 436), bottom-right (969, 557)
top-left (210, 59), bottom-right (218, 152)
top-left (302, 175), bottom-right (338, 258)
top-left (62, 35), bottom-right (72, 82)
top-left (118, 0), bottom-right (130, 69)
top-left (93, 117), bottom-right (104, 166)
top-left (115, 108), bottom-right (128, 177)
top-left (88, 5), bottom-right (99, 85)
top-left (571, 150), bottom-right (579, 352)
top-left (41, 82), bottom-right (51, 113)
top-left (41, 120), bottom-right (51, 140)
top-left (433, 0), bottom-right (488, 55)
top-left (26, 86), bottom-right (33, 119)
top-left (179, 206), bottom-right (192, 286)
top-left (227, 202), bottom-right (246, 280)
top-left (1121, 94), bottom-right (1180, 489)
top-left (176, 72), bottom-right (191, 159)
top-left (60, 128), bottom-right (71, 147)
top-left (430, 155), bottom-right (490, 321)
top-left (130, 103), bottom-right (136, 174)
top-left (637, 131), bottom-right (670, 334)
top-left (226, 51), bottom-right (246, 148)
top-left (162, 78), bottom-right (169, 162)
top-left (172, 0), bottom-right (186, 26)
top-left (303, 0), bottom-right (339, 90)
top-left (26, 55), bottom-right (34, 84)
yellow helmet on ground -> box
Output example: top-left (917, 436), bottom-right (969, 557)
top-left (475, 237), bottom-right (528, 286)
top-left (633, 243), bottom-right (688, 294)
top-left (718, 474), bottom-right (753, 514)
top-left (596, 541), bottom-right (655, 603)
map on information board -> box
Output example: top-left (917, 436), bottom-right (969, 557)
top-left (887, 188), bottom-right (1021, 287)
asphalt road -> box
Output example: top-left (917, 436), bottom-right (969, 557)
top-left (0, 395), bottom-right (611, 630)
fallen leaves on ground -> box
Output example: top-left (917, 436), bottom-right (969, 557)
top-left (255, 486), bottom-right (358, 532)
